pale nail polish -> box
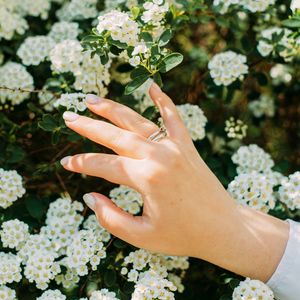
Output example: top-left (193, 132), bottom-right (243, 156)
top-left (60, 156), bottom-right (71, 165)
top-left (63, 111), bottom-right (79, 122)
top-left (83, 194), bottom-right (96, 210)
top-left (85, 94), bottom-right (101, 104)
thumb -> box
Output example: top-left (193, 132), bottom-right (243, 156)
top-left (83, 193), bottom-right (147, 246)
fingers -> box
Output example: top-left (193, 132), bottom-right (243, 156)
top-left (83, 193), bottom-right (149, 247)
top-left (60, 153), bottom-right (139, 187)
top-left (149, 83), bottom-right (189, 141)
top-left (85, 94), bottom-right (159, 138)
top-left (63, 112), bottom-right (154, 159)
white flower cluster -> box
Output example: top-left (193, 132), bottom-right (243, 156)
top-left (129, 44), bottom-right (150, 67)
top-left (40, 197), bottom-right (84, 251)
top-left (232, 144), bottom-right (275, 174)
top-left (38, 89), bottom-right (57, 112)
top-left (48, 21), bottom-right (80, 43)
top-left (176, 104), bottom-right (207, 141)
top-left (0, 285), bottom-right (17, 300)
top-left (141, 1), bottom-right (169, 26)
top-left (0, 168), bottom-right (26, 209)
top-left (213, 0), bottom-right (275, 14)
top-left (110, 185), bottom-right (143, 215)
top-left (83, 214), bottom-right (111, 243)
top-left (228, 172), bottom-right (276, 212)
top-left (50, 39), bottom-right (83, 74)
top-left (0, 219), bottom-right (29, 249)
top-left (249, 94), bottom-right (275, 118)
top-left (132, 270), bottom-right (176, 300)
top-left (56, 0), bottom-right (98, 21)
top-left (54, 93), bottom-right (87, 112)
top-left (24, 252), bottom-right (61, 290)
top-left (37, 289), bottom-right (66, 300)
top-left (208, 51), bottom-right (248, 86)
top-left (270, 64), bottom-right (292, 85)
top-left (17, 36), bottom-right (55, 66)
top-left (64, 229), bottom-right (106, 276)
top-left (0, 62), bottom-right (34, 106)
top-left (122, 249), bottom-right (189, 299)
top-left (0, 252), bottom-right (22, 285)
top-left (49, 40), bottom-right (111, 98)
top-left (291, 0), bottom-right (300, 11)
top-left (232, 278), bottom-right (274, 300)
top-left (278, 172), bottom-right (300, 210)
top-left (257, 27), bottom-right (296, 62)
top-left (90, 289), bottom-right (119, 300)
top-left (97, 10), bottom-right (140, 46)
top-left (225, 117), bottom-right (248, 140)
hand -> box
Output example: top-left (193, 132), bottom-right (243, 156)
top-left (61, 83), bottom-right (289, 281)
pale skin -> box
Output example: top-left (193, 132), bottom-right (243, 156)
top-left (60, 82), bottom-right (289, 283)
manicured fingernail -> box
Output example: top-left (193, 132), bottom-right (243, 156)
top-left (83, 194), bottom-right (96, 211)
top-left (86, 94), bottom-right (102, 104)
top-left (60, 156), bottom-right (71, 165)
top-left (151, 82), bottom-right (162, 93)
top-left (63, 111), bottom-right (79, 122)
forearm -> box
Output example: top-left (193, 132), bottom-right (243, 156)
top-left (193, 197), bottom-right (289, 282)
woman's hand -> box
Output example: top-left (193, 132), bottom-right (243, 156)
top-left (61, 83), bottom-right (289, 282)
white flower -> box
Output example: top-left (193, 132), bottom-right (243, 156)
top-left (0, 252), bottom-right (22, 285)
top-left (232, 144), bottom-right (274, 174)
top-left (0, 168), bottom-right (26, 209)
top-left (49, 39), bottom-right (83, 74)
top-left (83, 214), bottom-right (111, 243)
top-left (270, 64), bottom-right (292, 85)
top-left (0, 285), bottom-right (17, 300)
top-left (109, 185), bottom-right (143, 215)
top-left (56, 0), bottom-right (98, 21)
top-left (248, 94), bottom-right (275, 118)
top-left (54, 93), bottom-right (87, 112)
top-left (141, 1), bottom-right (169, 26)
top-left (208, 51), bottom-right (248, 86)
top-left (90, 289), bottom-right (119, 300)
top-left (176, 104), bottom-right (207, 141)
top-left (290, 0), bottom-right (300, 11)
top-left (55, 267), bottom-right (80, 289)
top-left (0, 219), bottom-right (29, 249)
top-left (278, 171), bottom-right (300, 210)
top-left (228, 172), bottom-right (276, 213)
top-left (213, 0), bottom-right (275, 13)
top-left (17, 36), bottom-right (55, 66)
top-left (48, 21), bottom-right (80, 43)
top-left (232, 278), bottom-right (274, 300)
top-left (38, 88), bottom-right (57, 112)
top-left (37, 289), bottom-right (66, 300)
top-left (97, 10), bottom-right (140, 46)
top-left (0, 62), bottom-right (34, 106)
top-left (257, 27), bottom-right (295, 62)
top-left (225, 117), bottom-right (248, 140)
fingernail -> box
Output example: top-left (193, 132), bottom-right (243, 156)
top-left (63, 111), bottom-right (79, 122)
top-left (151, 82), bottom-right (162, 93)
top-left (85, 94), bottom-right (101, 104)
top-left (83, 194), bottom-right (96, 211)
top-left (60, 156), bottom-right (71, 165)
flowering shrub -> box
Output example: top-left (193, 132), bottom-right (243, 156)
top-left (0, 0), bottom-right (299, 299)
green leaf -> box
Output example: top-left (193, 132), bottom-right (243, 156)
top-left (131, 7), bottom-right (140, 19)
top-left (159, 29), bottom-right (172, 46)
top-left (153, 72), bottom-right (162, 87)
top-left (130, 66), bottom-right (150, 79)
top-left (158, 53), bottom-right (183, 73)
top-left (38, 115), bottom-right (58, 132)
top-left (51, 130), bottom-right (60, 145)
top-left (25, 196), bottom-right (45, 220)
top-left (140, 31), bottom-right (153, 43)
top-left (125, 74), bottom-right (150, 95)
top-left (282, 18), bottom-right (300, 28)
top-left (142, 106), bottom-right (157, 119)
top-left (104, 269), bottom-right (117, 287)
top-left (100, 52), bottom-right (109, 65)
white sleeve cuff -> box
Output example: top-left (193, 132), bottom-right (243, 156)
top-left (267, 219), bottom-right (300, 300)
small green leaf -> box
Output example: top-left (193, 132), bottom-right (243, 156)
top-left (140, 31), bottom-right (153, 42)
top-left (158, 53), bottom-right (183, 73)
top-left (130, 66), bottom-right (150, 79)
top-left (153, 72), bottom-right (162, 87)
top-left (104, 269), bottom-right (117, 287)
top-left (38, 115), bottom-right (58, 132)
top-left (131, 7), bottom-right (140, 19)
top-left (282, 18), bottom-right (300, 28)
top-left (159, 29), bottom-right (172, 46)
top-left (125, 74), bottom-right (150, 95)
